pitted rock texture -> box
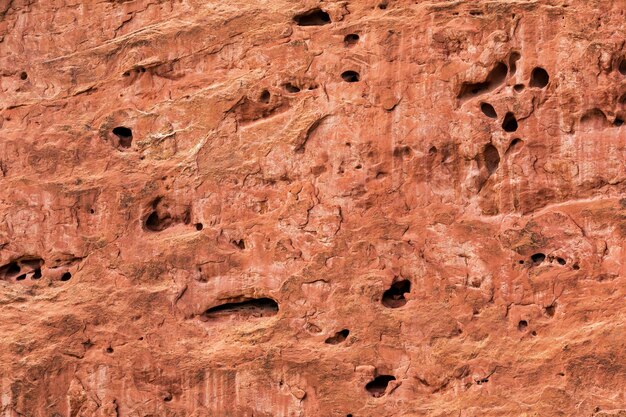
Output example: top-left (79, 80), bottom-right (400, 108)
top-left (1, 1), bottom-right (626, 416)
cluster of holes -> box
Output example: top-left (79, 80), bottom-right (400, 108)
top-left (0, 258), bottom-right (72, 283)
top-left (123, 66), bottom-right (147, 77)
top-left (520, 252), bottom-right (568, 267)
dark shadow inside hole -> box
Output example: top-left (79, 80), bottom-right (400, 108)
top-left (16, 274), bottom-right (26, 281)
top-left (509, 52), bottom-right (521, 75)
top-left (61, 272), bottom-right (72, 281)
top-left (614, 118), bottom-right (624, 127)
top-left (259, 90), bottom-right (270, 103)
top-left (32, 268), bottom-right (42, 279)
top-left (202, 298), bottom-right (279, 320)
top-left (531, 253), bottom-right (545, 265)
top-left (545, 304), bottom-right (556, 317)
top-left (325, 329), bottom-right (350, 345)
top-left (294, 8), bottom-right (331, 26)
top-left (619, 58), bottom-right (626, 75)
top-left (382, 279), bottom-right (411, 308)
top-left (513, 84), bottom-right (525, 92)
top-left (341, 71), bottom-right (360, 82)
top-left (556, 257), bottom-right (566, 265)
top-left (506, 138), bottom-right (523, 154)
top-left (232, 239), bottom-right (245, 249)
top-left (480, 102), bottom-right (497, 118)
top-left (483, 144), bottom-right (500, 175)
top-left (502, 112), bottom-right (518, 132)
top-left (378, 2), bottom-right (388, 9)
top-left (344, 34), bottom-right (359, 46)
top-left (112, 126), bottom-right (133, 148)
top-left (518, 320), bottom-right (528, 331)
top-left (4, 262), bottom-right (21, 277)
top-left (195, 223), bottom-right (203, 231)
top-left (530, 67), bottom-right (550, 88)
top-left (284, 83), bottom-right (301, 93)
top-left (365, 375), bottom-right (396, 397)
top-left (458, 62), bottom-right (507, 99)
top-left (20, 72), bottom-right (28, 80)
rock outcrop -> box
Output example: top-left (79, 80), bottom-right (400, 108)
top-left (1, 0), bottom-right (625, 416)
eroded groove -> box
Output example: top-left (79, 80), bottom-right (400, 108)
top-left (200, 297), bottom-right (279, 321)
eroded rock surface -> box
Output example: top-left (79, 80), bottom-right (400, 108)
top-left (1, 0), bottom-right (625, 416)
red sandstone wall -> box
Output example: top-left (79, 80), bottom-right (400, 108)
top-left (1, 0), bottom-right (625, 416)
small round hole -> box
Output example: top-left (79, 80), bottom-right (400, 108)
top-left (112, 126), bottom-right (133, 148)
top-left (106, 347), bottom-right (114, 353)
top-left (20, 72), bottom-right (28, 80)
top-left (195, 223), bottom-right (203, 231)
top-left (32, 269), bottom-right (42, 280)
top-left (529, 67), bottom-right (549, 88)
top-left (518, 320), bottom-right (528, 331)
top-left (344, 33), bottom-right (359, 46)
top-left (284, 83), bottom-right (301, 93)
top-left (341, 70), bottom-right (360, 82)
top-left (513, 84), bottom-right (525, 92)
top-left (259, 90), bottom-right (270, 103)
top-left (61, 272), bottom-right (72, 281)
top-left (502, 112), bottom-right (518, 132)
top-left (480, 102), bottom-right (497, 118)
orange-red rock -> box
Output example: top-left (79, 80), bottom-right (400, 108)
top-left (1, 1), bottom-right (626, 416)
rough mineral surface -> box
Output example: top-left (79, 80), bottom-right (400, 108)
top-left (1, 0), bottom-right (626, 416)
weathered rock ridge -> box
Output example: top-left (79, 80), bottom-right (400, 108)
top-left (1, 0), bottom-right (625, 416)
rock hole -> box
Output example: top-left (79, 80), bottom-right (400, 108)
top-left (545, 304), bottom-right (556, 317)
top-left (618, 57), bottom-right (626, 75)
top-left (529, 67), bottom-right (549, 88)
top-left (294, 8), bottom-right (331, 26)
top-left (259, 90), bottom-right (270, 103)
top-left (458, 62), bottom-right (507, 100)
top-left (32, 268), bottom-right (42, 279)
top-left (284, 83), bottom-right (301, 93)
top-left (232, 239), bottom-right (245, 249)
top-left (556, 257), bottom-right (566, 265)
top-left (506, 138), bottom-right (523, 154)
top-left (480, 102), bottom-right (497, 118)
top-left (502, 112), bottom-right (518, 132)
top-left (112, 126), bottom-right (133, 148)
top-left (518, 320), bottom-right (528, 331)
top-left (483, 144), bottom-right (500, 175)
top-left (513, 84), bottom-right (525, 92)
top-left (61, 272), bottom-right (72, 281)
top-left (509, 52), bottom-right (521, 75)
top-left (378, 2), bottom-right (388, 9)
top-left (163, 393), bottom-right (173, 402)
top-left (365, 375), bottom-right (396, 397)
top-left (201, 298), bottom-right (279, 321)
top-left (195, 223), bottom-right (203, 231)
top-left (531, 253), bottom-right (546, 265)
top-left (106, 346), bottom-right (114, 353)
top-left (325, 329), bottom-right (349, 345)
top-left (614, 118), bottom-right (624, 127)
top-left (145, 211), bottom-right (164, 231)
top-left (2, 262), bottom-right (21, 278)
top-left (429, 146), bottom-right (437, 154)
top-left (531, 330), bottom-right (537, 336)
top-left (20, 72), bottom-right (28, 80)
top-left (344, 34), bottom-right (359, 46)
top-left (16, 274), bottom-right (26, 281)
top-left (354, 164), bottom-right (362, 169)
top-left (469, 10), bottom-right (483, 16)
top-left (572, 263), bottom-right (580, 270)
top-left (382, 279), bottom-right (411, 308)
top-left (341, 71), bottom-right (360, 82)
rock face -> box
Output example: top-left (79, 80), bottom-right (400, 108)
top-left (1, 1), bottom-right (626, 416)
